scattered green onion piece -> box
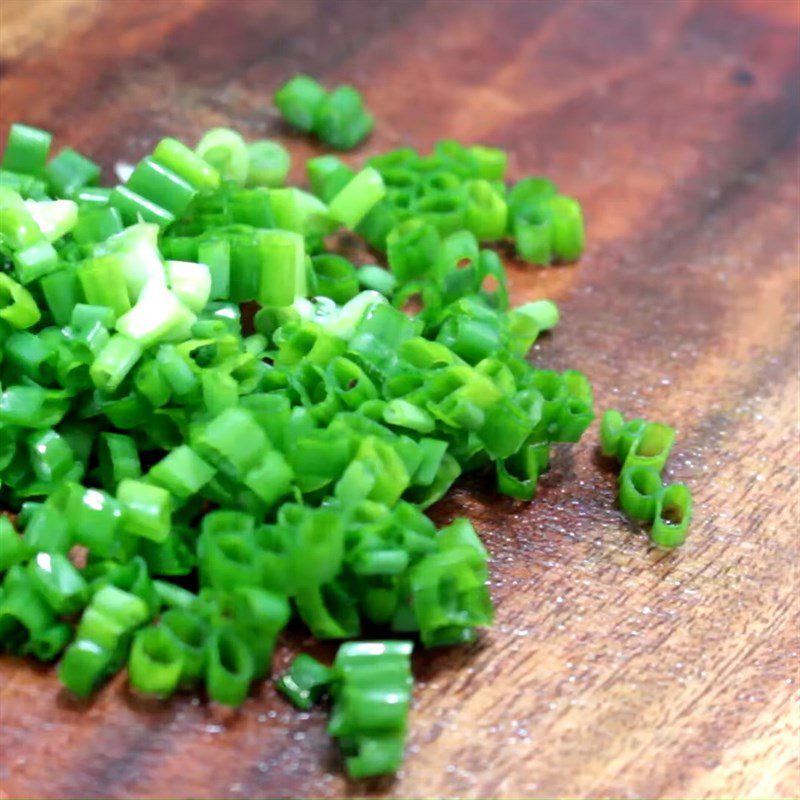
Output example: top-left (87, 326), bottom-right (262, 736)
top-left (166, 261), bottom-right (211, 314)
top-left (77, 255), bottom-right (133, 318)
top-left (110, 186), bottom-right (176, 228)
top-left (356, 264), bottom-right (397, 296)
top-left (5, 330), bottom-right (55, 381)
top-left (295, 582), bottom-right (360, 640)
top-left (311, 254), bottom-right (359, 305)
top-left (327, 168), bottom-right (386, 230)
top-left (464, 179), bottom-right (507, 241)
top-left (45, 147), bottom-right (101, 197)
top-left (618, 465), bottom-right (662, 522)
top-left (600, 409), bottom-right (625, 457)
top-left (518, 298), bottom-right (560, 332)
top-left (153, 137), bottom-right (221, 192)
top-left (129, 626), bottom-right (185, 696)
top-left (197, 239), bottom-right (231, 301)
top-left (414, 191), bottom-right (465, 236)
top-left (496, 444), bottom-right (540, 501)
top-left (275, 75), bottom-right (327, 133)
top-left (125, 157), bottom-right (197, 216)
top-left (98, 432), bottom-right (141, 491)
top-left (196, 128), bottom-right (248, 185)
top-left (24, 199), bottom-right (78, 242)
top-left (651, 483), bottom-right (693, 548)
top-left (71, 303), bottom-right (115, 331)
top-left (0, 169), bottom-right (48, 199)
top-left (0, 517), bottom-right (30, 571)
top-left (147, 445), bottom-right (215, 500)
top-left (468, 145), bottom-right (507, 181)
top-left (1, 196), bottom-right (44, 250)
top-left (2, 124), bottom-right (52, 177)
top-left (307, 155), bottom-right (354, 203)
top-left (514, 211), bottom-right (552, 264)
top-left (118, 479), bottom-right (171, 543)
top-left (623, 422), bottom-right (675, 473)
top-left (616, 418), bottom-right (648, 463)
top-left (0, 273), bottom-right (41, 329)
top-left (90, 334), bottom-right (142, 392)
top-left (152, 580), bottom-right (197, 610)
top-left (116, 281), bottom-right (196, 347)
top-left (313, 85), bottom-right (374, 151)
top-left (64, 484), bottom-right (121, 556)
top-left (14, 242), bottom-right (58, 285)
top-left (57, 638), bottom-right (113, 697)
top-left (256, 230), bottom-right (306, 307)
top-left (328, 640), bottom-right (413, 778)
top-left (548, 195), bottom-right (585, 262)
top-left (22, 504), bottom-right (71, 554)
top-left (96, 222), bottom-right (167, 301)
top-left (276, 653), bottom-right (333, 710)
top-left (27, 428), bottom-right (75, 484)
top-left (205, 626), bottom-right (254, 706)
top-left (508, 177), bottom-right (557, 216)
top-left (156, 344), bottom-right (198, 397)
top-left (386, 218), bottom-right (440, 283)
top-left (72, 206), bottom-right (124, 245)
top-left (74, 186), bottom-right (112, 207)
top-left (160, 608), bottom-right (208, 683)
top-left (27, 552), bottom-right (87, 614)
top-left (0, 385), bottom-right (68, 428)
top-left (267, 187), bottom-right (303, 233)
top-left (246, 140), bottom-right (291, 187)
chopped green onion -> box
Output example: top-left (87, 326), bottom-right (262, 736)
top-left (196, 128), bottom-right (248, 185)
top-left (313, 85), bottom-right (374, 151)
top-left (275, 75), bottom-right (327, 133)
top-left (89, 333), bottom-right (143, 392)
top-left (246, 140), bottom-right (291, 188)
top-left (24, 199), bottom-right (78, 241)
top-left (2, 124), bottom-right (52, 177)
top-left (651, 483), bottom-right (693, 548)
top-left (0, 273), bottom-right (41, 329)
top-left (328, 168), bottom-right (386, 229)
top-left (116, 281), bottom-right (196, 347)
top-left (153, 137), bottom-right (221, 192)
top-left (117, 479), bottom-right (171, 543)
top-left (45, 148), bottom-right (101, 197)
top-left (618, 465), bottom-right (662, 522)
top-left (276, 653), bottom-right (332, 710)
top-left (0, 111), bottom-right (691, 786)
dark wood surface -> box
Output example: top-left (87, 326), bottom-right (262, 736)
top-left (1, 1), bottom-right (799, 797)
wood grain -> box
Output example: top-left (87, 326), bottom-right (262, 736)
top-left (1, 1), bottom-right (799, 798)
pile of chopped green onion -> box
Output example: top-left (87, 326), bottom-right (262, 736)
top-left (0, 89), bottom-right (691, 780)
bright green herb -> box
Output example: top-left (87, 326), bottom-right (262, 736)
top-left (0, 100), bottom-right (689, 781)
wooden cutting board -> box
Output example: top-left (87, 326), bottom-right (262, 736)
top-left (1, 1), bottom-right (798, 797)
